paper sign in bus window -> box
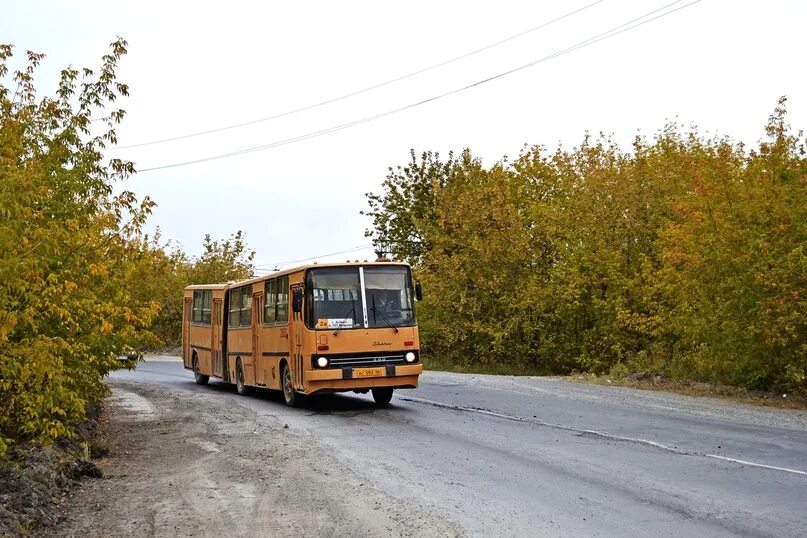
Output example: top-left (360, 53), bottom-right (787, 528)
top-left (317, 318), bottom-right (354, 329)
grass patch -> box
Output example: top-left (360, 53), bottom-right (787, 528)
top-left (422, 356), bottom-right (807, 410)
top-left (569, 372), bottom-right (807, 410)
top-left (422, 356), bottom-right (553, 377)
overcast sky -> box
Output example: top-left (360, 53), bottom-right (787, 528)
top-left (3, 0), bottom-right (806, 272)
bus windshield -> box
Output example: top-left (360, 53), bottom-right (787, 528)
top-left (309, 267), bottom-right (362, 330)
top-left (307, 265), bottom-right (415, 330)
top-left (364, 266), bottom-right (415, 329)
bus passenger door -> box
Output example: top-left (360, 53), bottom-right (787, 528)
top-left (252, 292), bottom-right (263, 385)
top-left (182, 297), bottom-right (192, 368)
top-left (212, 298), bottom-right (223, 378)
top-left (289, 283), bottom-right (304, 390)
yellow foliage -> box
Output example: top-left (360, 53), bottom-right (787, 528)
top-left (0, 39), bottom-right (159, 458)
top-left (366, 101), bottom-right (806, 391)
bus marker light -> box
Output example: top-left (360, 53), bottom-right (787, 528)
top-left (404, 340), bottom-right (414, 346)
top-left (318, 344), bottom-right (329, 351)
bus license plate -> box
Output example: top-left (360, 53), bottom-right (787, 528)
top-left (353, 367), bottom-right (385, 378)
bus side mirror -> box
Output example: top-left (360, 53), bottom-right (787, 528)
top-left (415, 282), bottom-right (423, 301)
top-left (292, 289), bottom-right (303, 313)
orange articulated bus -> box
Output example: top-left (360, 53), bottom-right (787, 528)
top-left (181, 260), bottom-right (424, 406)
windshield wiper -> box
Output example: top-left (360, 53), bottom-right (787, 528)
top-left (370, 295), bottom-right (399, 333)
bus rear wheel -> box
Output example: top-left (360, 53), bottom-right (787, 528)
top-left (235, 358), bottom-right (249, 395)
top-left (282, 363), bottom-right (297, 407)
top-left (371, 388), bottom-right (393, 406)
top-left (193, 355), bottom-right (209, 385)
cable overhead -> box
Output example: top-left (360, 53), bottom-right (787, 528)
top-left (252, 243), bottom-right (373, 272)
top-left (116, 0), bottom-right (607, 149)
top-left (138, 0), bottom-right (700, 173)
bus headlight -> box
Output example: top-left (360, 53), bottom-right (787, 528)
top-left (405, 352), bottom-right (416, 363)
top-left (317, 357), bottom-right (329, 368)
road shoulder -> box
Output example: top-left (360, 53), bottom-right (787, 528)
top-left (52, 381), bottom-right (459, 537)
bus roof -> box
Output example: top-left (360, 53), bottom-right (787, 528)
top-left (184, 283), bottom-right (229, 291)
top-left (184, 259), bottom-right (411, 292)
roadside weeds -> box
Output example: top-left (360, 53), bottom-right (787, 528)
top-left (422, 357), bottom-right (807, 411)
top-left (568, 372), bottom-right (807, 410)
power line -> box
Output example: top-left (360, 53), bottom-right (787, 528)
top-left (254, 244), bottom-right (370, 268)
top-left (252, 243), bottom-right (373, 272)
top-left (116, 0), bottom-right (606, 149)
top-left (138, 0), bottom-right (700, 173)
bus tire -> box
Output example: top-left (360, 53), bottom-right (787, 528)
top-left (192, 354), bottom-right (209, 385)
top-left (371, 388), bottom-right (393, 406)
top-left (281, 362), bottom-right (297, 407)
top-left (235, 358), bottom-right (249, 395)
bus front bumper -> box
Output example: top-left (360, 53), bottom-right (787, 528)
top-left (304, 363), bottom-right (423, 393)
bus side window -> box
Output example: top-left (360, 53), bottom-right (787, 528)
top-left (229, 288), bottom-right (241, 327)
top-left (265, 280), bottom-right (277, 324)
top-left (277, 276), bottom-right (289, 322)
top-left (240, 287), bottom-right (252, 327)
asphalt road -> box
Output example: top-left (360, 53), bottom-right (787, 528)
top-left (112, 358), bottom-right (807, 537)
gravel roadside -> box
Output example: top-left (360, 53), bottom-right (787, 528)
top-left (51, 380), bottom-right (460, 538)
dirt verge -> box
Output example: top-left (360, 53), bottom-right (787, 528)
top-left (0, 409), bottom-right (105, 537)
top-left (0, 446), bottom-right (65, 536)
top-left (50, 381), bottom-right (459, 537)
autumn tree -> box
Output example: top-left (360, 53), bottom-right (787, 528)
top-left (187, 230), bottom-right (255, 284)
top-left (363, 149), bottom-right (457, 264)
top-left (656, 98), bottom-right (807, 389)
top-left (0, 39), bottom-right (158, 456)
top-left (123, 229), bottom-right (191, 348)
top-left (366, 100), bottom-right (806, 392)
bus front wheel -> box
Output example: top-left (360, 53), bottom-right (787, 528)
top-left (372, 388), bottom-right (393, 407)
top-left (282, 363), bottom-right (297, 407)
